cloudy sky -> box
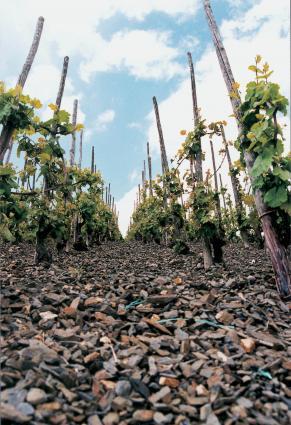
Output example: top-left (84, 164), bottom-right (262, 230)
top-left (0, 0), bottom-right (289, 234)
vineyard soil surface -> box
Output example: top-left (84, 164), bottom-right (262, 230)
top-left (0, 242), bottom-right (290, 424)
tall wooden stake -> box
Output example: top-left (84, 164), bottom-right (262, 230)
top-left (91, 146), bottom-right (94, 173)
top-left (210, 139), bottom-right (221, 221)
top-left (219, 173), bottom-right (227, 210)
top-left (187, 52), bottom-right (203, 181)
top-left (147, 142), bottom-right (153, 196)
top-left (153, 97), bottom-right (169, 173)
top-left (69, 99), bottom-right (78, 166)
top-left (78, 130), bottom-right (83, 169)
top-left (187, 51), bottom-right (213, 269)
top-left (56, 56), bottom-right (69, 110)
top-left (204, 0), bottom-right (291, 299)
top-left (0, 16), bottom-right (45, 162)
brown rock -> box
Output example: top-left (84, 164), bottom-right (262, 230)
top-left (84, 297), bottom-right (103, 307)
top-left (240, 338), bottom-right (256, 353)
top-left (133, 410), bottom-right (154, 422)
top-left (84, 352), bottom-right (99, 364)
top-left (149, 386), bottom-right (171, 404)
top-left (103, 412), bottom-right (119, 425)
top-left (159, 376), bottom-right (180, 388)
top-left (215, 310), bottom-right (234, 325)
top-left (26, 388), bottom-right (47, 405)
top-left (0, 403), bottom-right (31, 423)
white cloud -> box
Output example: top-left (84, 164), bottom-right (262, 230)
top-left (79, 30), bottom-right (186, 82)
top-left (96, 109), bottom-right (116, 132)
top-left (0, 0), bottom-right (199, 84)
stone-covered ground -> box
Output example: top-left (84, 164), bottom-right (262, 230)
top-left (0, 241), bottom-right (290, 424)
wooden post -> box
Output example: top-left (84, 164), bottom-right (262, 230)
top-left (32, 172), bottom-right (36, 190)
top-left (35, 56), bottom-right (69, 262)
top-left (153, 96), bottom-right (169, 173)
top-left (210, 139), bottom-right (221, 221)
top-left (187, 52), bottom-right (203, 181)
top-left (219, 173), bottom-right (227, 210)
top-left (187, 51), bottom-right (213, 269)
top-left (78, 130), bottom-right (83, 169)
top-left (17, 17), bottom-right (45, 87)
top-left (190, 157), bottom-right (195, 182)
top-left (143, 160), bottom-right (147, 180)
top-left (0, 16), bottom-right (45, 162)
top-left (147, 142), bottom-right (153, 196)
top-left (69, 99), bottom-right (78, 166)
top-left (204, 0), bottom-right (291, 299)
top-left (91, 146), bottom-right (94, 173)
top-left (56, 56), bottom-right (69, 110)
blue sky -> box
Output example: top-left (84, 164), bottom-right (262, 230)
top-left (0, 0), bottom-right (289, 234)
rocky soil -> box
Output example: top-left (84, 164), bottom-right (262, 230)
top-left (0, 241), bottom-right (290, 424)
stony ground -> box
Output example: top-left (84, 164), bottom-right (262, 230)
top-left (0, 241), bottom-right (290, 425)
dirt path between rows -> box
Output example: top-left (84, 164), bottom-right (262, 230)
top-left (0, 242), bottom-right (290, 424)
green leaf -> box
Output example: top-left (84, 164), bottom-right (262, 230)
top-left (264, 185), bottom-right (287, 208)
top-left (251, 147), bottom-right (274, 177)
top-left (273, 166), bottom-right (291, 181)
top-left (248, 65), bottom-right (258, 72)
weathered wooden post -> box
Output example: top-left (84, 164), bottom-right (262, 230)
top-left (56, 56), bottom-right (69, 110)
top-left (69, 99), bottom-right (78, 166)
top-left (0, 16), bottom-right (45, 162)
top-left (210, 139), bottom-right (221, 221)
top-left (35, 55), bottom-right (70, 263)
top-left (219, 173), bottom-right (227, 210)
top-left (91, 147), bottom-right (94, 173)
top-left (153, 96), bottom-right (169, 174)
top-left (187, 52), bottom-right (203, 181)
top-left (78, 130), bottom-right (83, 169)
top-left (204, 0), bottom-right (291, 299)
top-left (187, 51), bottom-right (213, 269)
top-left (147, 142), bottom-right (153, 196)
